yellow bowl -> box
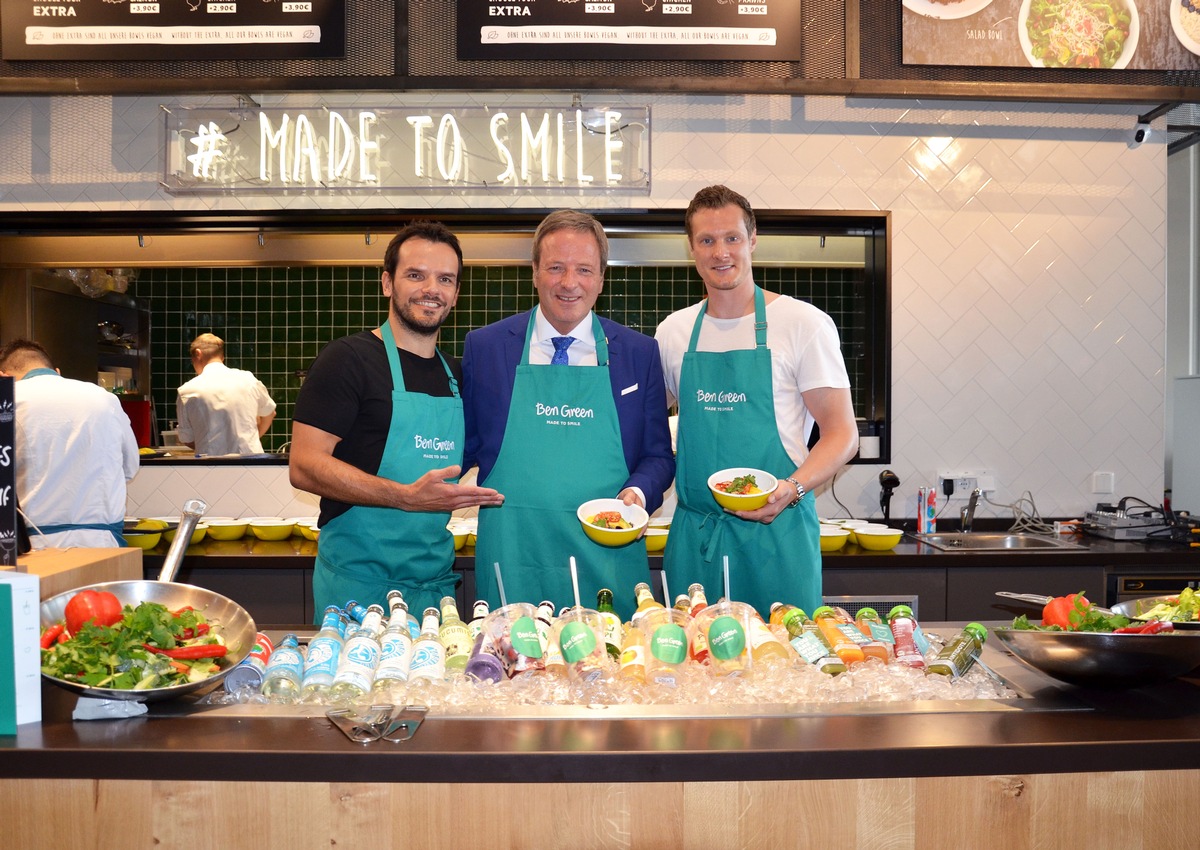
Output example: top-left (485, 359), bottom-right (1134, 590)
top-left (249, 519), bottom-right (296, 541)
top-left (296, 522), bottom-right (321, 541)
top-left (163, 522), bottom-right (208, 545)
top-left (707, 467), bottom-right (779, 511)
top-left (206, 519), bottom-right (249, 540)
top-left (577, 498), bottom-right (649, 547)
top-left (134, 518), bottom-right (170, 530)
top-left (644, 528), bottom-right (669, 552)
top-left (122, 531), bottom-right (161, 549)
top-left (854, 527), bottom-right (903, 551)
top-left (447, 523), bottom-right (469, 551)
top-left (819, 528), bottom-right (850, 552)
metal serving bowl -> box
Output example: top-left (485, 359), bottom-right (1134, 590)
top-left (1111, 594), bottom-right (1200, 629)
top-left (993, 627), bottom-right (1200, 688)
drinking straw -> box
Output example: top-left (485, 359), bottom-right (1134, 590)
top-left (660, 570), bottom-right (670, 609)
top-left (723, 555), bottom-right (731, 602)
top-left (569, 556), bottom-right (581, 609)
top-left (494, 562), bottom-right (507, 607)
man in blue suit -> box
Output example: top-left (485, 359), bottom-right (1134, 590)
top-left (463, 210), bottom-right (675, 620)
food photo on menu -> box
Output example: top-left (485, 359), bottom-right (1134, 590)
top-left (901, 0), bottom-right (1200, 69)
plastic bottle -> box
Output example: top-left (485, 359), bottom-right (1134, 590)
top-left (300, 607), bottom-right (347, 700)
top-left (770, 603), bottom-right (845, 675)
top-left (828, 606), bottom-right (888, 664)
top-left (467, 600), bottom-right (490, 642)
top-left (260, 633), bottom-right (304, 701)
top-left (464, 630), bottom-right (506, 684)
top-left (926, 623), bottom-right (988, 678)
top-left (618, 622), bottom-right (646, 683)
top-left (372, 597), bottom-right (414, 692)
top-left (811, 606), bottom-right (866, 666)
top-left (633, 582), bottom-right (665, 614)
top-left (887, 605), bottom-right (929, 670)
top-left (596, 589), bottom-right (623, 661)
top-left (409, 607), bottom-right (447, 683)
top-left (329, 604), bottom-right (385, 700)
top-left (438, 596), bottom-right (472, 675)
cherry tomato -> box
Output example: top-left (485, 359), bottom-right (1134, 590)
top-left (64, 589), bottom-right (124, 635)
top-left (1042, 593), bottom-right (1089, 630)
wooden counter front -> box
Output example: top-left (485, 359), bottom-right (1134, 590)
top-left (5, 547), bottom-right (141, 600)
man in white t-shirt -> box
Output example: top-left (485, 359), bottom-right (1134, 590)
top-left (176, 333), bottom-right (276, 456)
top-left (654, 185), bottom-right (860, 616)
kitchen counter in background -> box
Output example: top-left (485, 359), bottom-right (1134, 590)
top-left (138, 452), bottom-right (288, 465)
top-left (142, 535), bottom-right (1200, 627)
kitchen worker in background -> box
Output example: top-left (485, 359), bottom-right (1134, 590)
top-left (0, 339), bottom-right (139, 548)
top-left (655, 185), bottom-right (859, 617)
top-left (176, 333), bottom-right (276, 456)
top-left (290, 221), bottom-right (504, 621)
top-left (463, 209), bottom-right (675, 620)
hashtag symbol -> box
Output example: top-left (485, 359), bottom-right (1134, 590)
top-left (187, 122), bottom-right (228, 179)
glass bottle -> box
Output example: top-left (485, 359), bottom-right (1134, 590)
top-left (688, 583), bottom-right (710, 663)
top-left (596, 588), bottom-right (623, 661)
top-left (887, 605), bottom-right (929, 670)
top-left (926, 623), bottom-right (988, 678)
top-left (344, 599), bottom-right (368, 623)
top-left (673, 594), bottom-right (692, 613)
top-left (408, 607), bottom-right (447, 683)
top-left (618, 622), bottom-right (646, 684)
top-left (464, 630), bottom-right (506, 684)
top-left (329, 604), bottom-right (385, 700)
top-left (634, 581), bottom-right (665, 614)
top-left (300, 606), bottom-right (347, 700)
top-left (534, 600), bottom-right (557, 653)
top-left (387, 589), bottom-right (421, 640)
top-left (372, 596), bottom-right (414, 692)
top-left (260, 633), bottom-right (304, 702)
top-left (439, 596), bottom-right (472, 675)
top-left (467, 600), bottom-right (490, 641)
top-left (541, 606), bottom-right (567, 677)
top-left (747, 610), bottom-right (792, 667)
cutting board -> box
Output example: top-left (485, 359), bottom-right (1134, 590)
top-left (2, 547), bottom-right (142, 601)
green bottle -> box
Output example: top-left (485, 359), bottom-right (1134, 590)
top-left (926, 622), bottom-right (988, 678)
top-left (596, 588), bottom-right (623, 661)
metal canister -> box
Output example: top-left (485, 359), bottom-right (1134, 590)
top-left (223, 631), bottom-right (274, 692)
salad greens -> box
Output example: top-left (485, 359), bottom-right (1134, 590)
top-left (42, 601), bottom-right (227, 690)
top-left (1024, 0), bottom-right (1132, 69)
top-left (1012, 592), bottom-right (1131, 632)
top-left (1135, 588), bottom-right (1200, 623)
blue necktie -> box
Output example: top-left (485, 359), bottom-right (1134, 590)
top-left (551, 336), bottom-right (575, 366)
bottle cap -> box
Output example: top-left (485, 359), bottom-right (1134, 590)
top-left (856, 607), bottom-right (878, 619)
top-left (964, 622), bottom-right (988, 643)
top-left (888, 604), bottom-right (914, 619)
top-left (811, 605), bottom-right (834, 617)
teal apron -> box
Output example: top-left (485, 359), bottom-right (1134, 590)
top-left (664, 286), bottom-right (821, 618)
top-left (474, 313), bottom-right (649, 622)
top-left (312, 322), bottom-right (463, 623)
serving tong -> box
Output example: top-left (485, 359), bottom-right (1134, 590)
top-left (326, 704), bottom-right (428, 744)
top-left (995, 591), bottom-right (1116, 616)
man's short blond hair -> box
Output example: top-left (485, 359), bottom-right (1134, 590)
top-left (190, 333), bottom-right (225, 363)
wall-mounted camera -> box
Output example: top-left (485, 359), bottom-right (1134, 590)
top-left (1132, 122), bottom-right (1152, 146)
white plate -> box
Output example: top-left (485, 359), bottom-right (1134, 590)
top-left (902, 0), bottom-right (994, 21)
top-left (1171, 0), bottom-right (1200, 56)
top-left (1018, 0), bottom-right (1139, 69)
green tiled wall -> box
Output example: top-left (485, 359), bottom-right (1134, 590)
top-left (134, 265), bottom-right (866, 453)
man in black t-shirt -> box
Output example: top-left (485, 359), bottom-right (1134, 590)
top-left (290, 221), bottom-right (504, 620)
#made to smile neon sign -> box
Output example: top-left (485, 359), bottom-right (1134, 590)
top-left (163, 104), bottom-right (651, 194)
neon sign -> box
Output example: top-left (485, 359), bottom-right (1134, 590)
top-left (163, 104), bottom-right (650, 194)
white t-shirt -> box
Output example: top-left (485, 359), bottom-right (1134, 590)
top-left (655, 294), bottom-right (851, 468)
top-left (14, 371), bottom-right (140, 549)
top-left (176, 361), bottom-right (276, 456)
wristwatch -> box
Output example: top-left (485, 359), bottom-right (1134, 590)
top-left (785, 477), bottom-right (805, 508)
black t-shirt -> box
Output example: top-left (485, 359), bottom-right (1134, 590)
top-left (293, 330), bottom-right (463, 524)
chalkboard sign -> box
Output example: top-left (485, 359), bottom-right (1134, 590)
top-left (457, 0), bottom-right (803, 62)
top-left (0, 377), bottom-right (16, 567)
top-left (1, 0), bottom-right (346, 60)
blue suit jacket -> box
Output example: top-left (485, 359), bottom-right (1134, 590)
top-left (462, 310), bottom-right (675, 517)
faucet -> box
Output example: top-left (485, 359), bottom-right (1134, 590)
top-left (961, 488), bottom-right (982, 533)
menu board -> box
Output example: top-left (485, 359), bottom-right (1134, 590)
top-left (902, 0), bottom-right (1200, 70)
top-left (457, 0), bottom-right (803, 61)
top-left (0, 378), bottom-right (14, 568)
top-left (0, 0), bottom-right (345, 60)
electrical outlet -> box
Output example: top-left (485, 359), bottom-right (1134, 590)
top-left (937, 470), bottom-right (997, 497)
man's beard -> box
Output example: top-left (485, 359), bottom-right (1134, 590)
top-left (393, 294), bottom-right (447, 337)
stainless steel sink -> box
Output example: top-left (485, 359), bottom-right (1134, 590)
top-left (913, 532), bottom-right (1086, 552)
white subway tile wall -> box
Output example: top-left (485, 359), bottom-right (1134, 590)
top-left (0, 94), bottom-right (1165, 522)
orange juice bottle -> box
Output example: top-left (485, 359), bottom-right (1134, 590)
top-left (855, 607), bottom-right (896, 665)
top-left (834, 607), bottom-right (888, 665)
top-left (811, 606), bottom-right (866, 666)
top-left (771, 604), bottom-right (846, 675)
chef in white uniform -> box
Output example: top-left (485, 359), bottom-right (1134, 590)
top-left (176, 333), bottom-right (276, 456)
top-left (0, 339), bottom-right (140, 548)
